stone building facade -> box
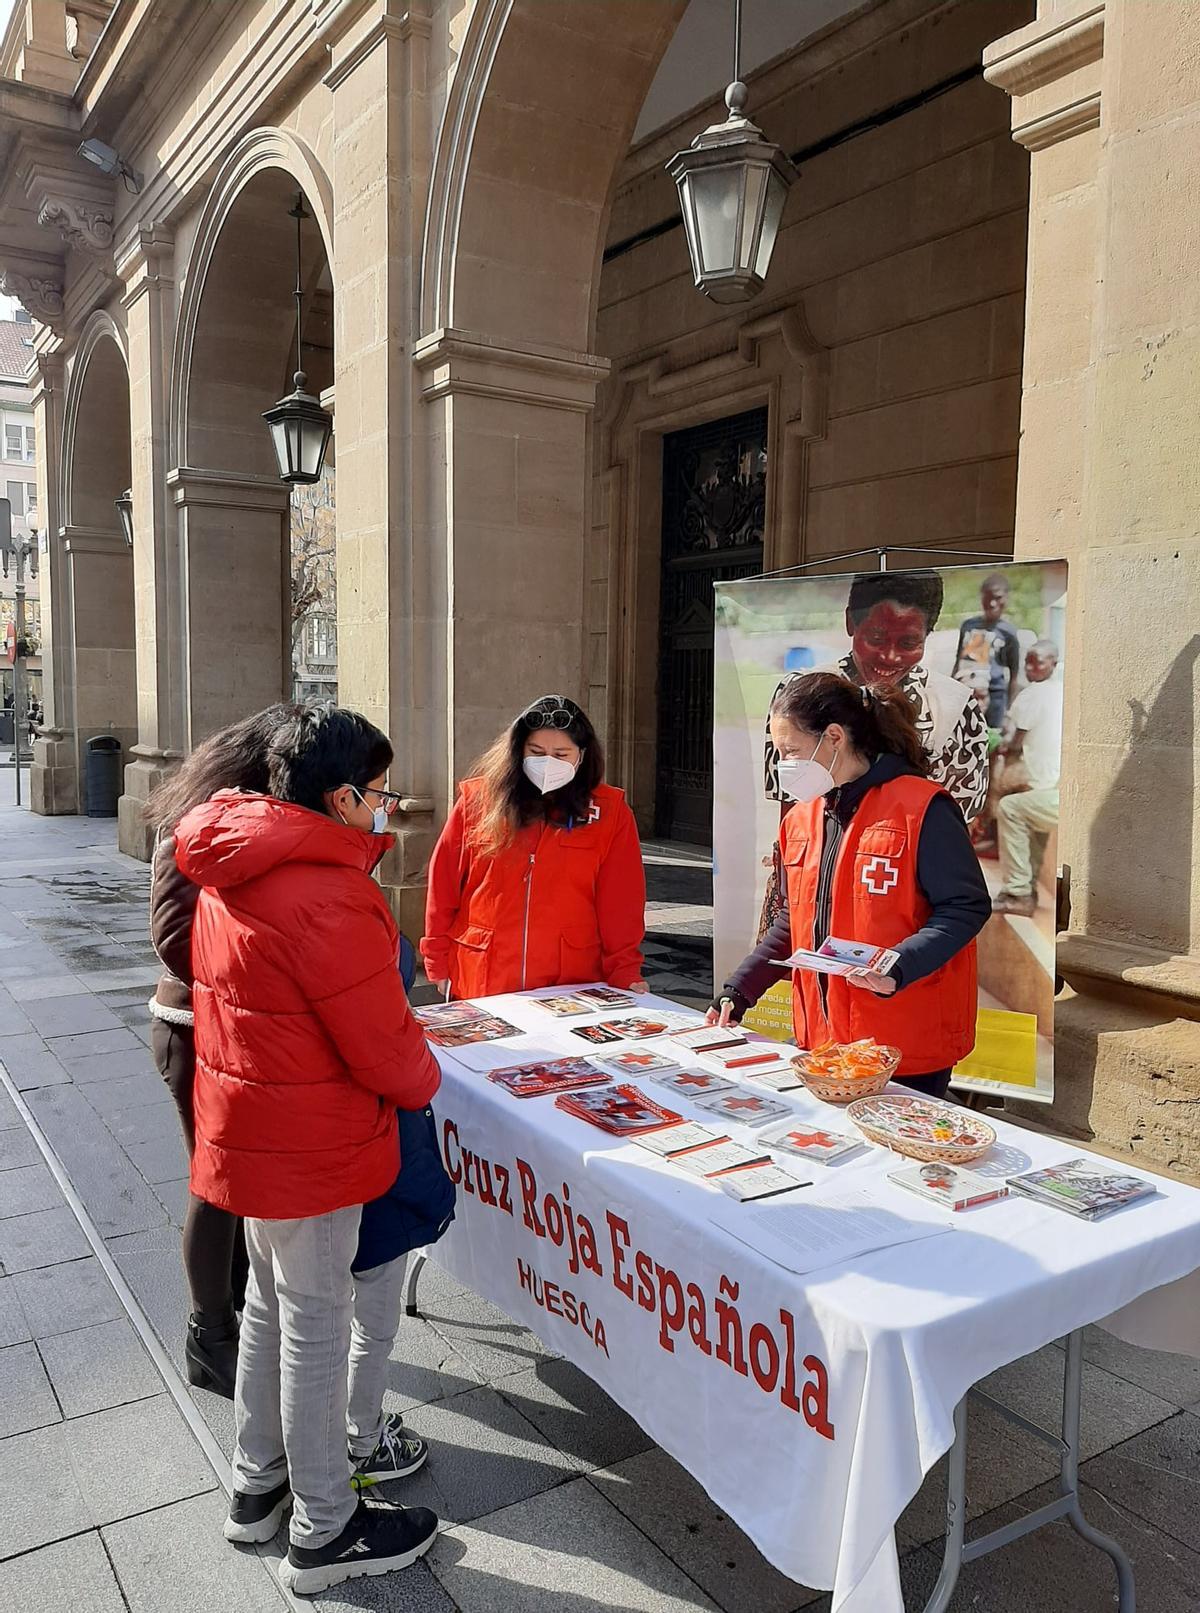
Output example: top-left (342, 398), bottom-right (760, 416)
top-left (0, 0), bottom-right (1195, 1174)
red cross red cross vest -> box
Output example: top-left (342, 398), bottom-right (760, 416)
top-left (781, 776), bottom-right (977, 1076)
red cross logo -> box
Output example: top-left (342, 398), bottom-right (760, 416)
top-left (787, 1130), bottom-right (837, 1148)
top-left (676, 1072), bottom-right (715, 1088)
top-left (726, 1096), bottom-right (765, 1112)
top-left (621, 1053), bottom-right (657, 1068)
top-left (860, 855), bottom-right (899, 895)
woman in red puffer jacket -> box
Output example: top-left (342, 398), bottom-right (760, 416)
top-left (176, 705), bottom-right (440, 1589)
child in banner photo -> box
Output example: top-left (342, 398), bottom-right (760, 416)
top-left (954, 572), bottom-right (1023, 730)
top-left (712, 672), bottom-right (991, 1099)
top-left (176, 706), bottom-right (441, 1595)
top-left (421, 693), bottom-right (647, 998)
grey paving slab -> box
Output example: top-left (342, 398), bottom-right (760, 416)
top-left (310, 1559), bottom-right (457, 1613)
top-left (65, 1046), bottom-right (157, 1083)
top-left (154, 1175), bottom-right (191, 1228)
top-left (1079, 1409), bottom-right (1200, 1555)
top-left (24, 1083), bottom-right (167, 1237)
top-left (0, 1159), bottom-right (63, 1217)
top-left (7, 974), bottom-right (89, 1003)
top-left (0, 1339), bottom-right (61, 1436)
top-left (98, 1096), bottom-right (179, 1147)
top-left (380, 1310), bottom-right (483, 1414)
top-left (387, 1384), bottom-right (576, 1525)
top-left (46, 1026), bottom-right (147, 1060)
top-left (108, 1227), bottom-right (190, 1375)
top-left (979, 1342), bottom-right (1178, 1460)
top-left (418, 1259), bottom-right (556, 1383)
top-left (589, 1446), bottom-right (818, 1613)
top-left (80, 966), bottom-right (160, 994)
top-left (22, 992), bottom-right (125, 1037)
top-left (1081, 1322), bottom-right (1200, 1412)
top-left (0, 1204), bottom-right (90, 1272)
top-left (0, 1422), bottom-right (93, 1557)
top-left (909, 1477), bottom-right (1200, 1613)
top-left (0, 1275), bottom-right (30, 1345)
top-left (39, 1317), bottom-right (163, 1417)
top-left (0, 1085), bottom-right (19, 1129)
top-left (429, 1476), bottom-right (722, 1613)
top-left (0, 1126), bottom-right (40, 1169)
top-left (64, 1394), bottom-right (216, 1526)
top-left (496, 1356), bottom-right (653, 1474)
top-left (0, 1530), bottom-right (127, 1613)
top-left (0, 1031), bottom-right (71, 1089)
top-left (12, 1255), bottom-right (125, 1337)
top-left (0, 995), bottom-right (32, 1038)
top-left (102, 1489), bottom-right (289, 1613)
top-left (125, 1127), bottom-right (190, 1184)
top-left (79, 1069), bottom-right (168, 1114)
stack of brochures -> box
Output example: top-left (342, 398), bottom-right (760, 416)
top-left (1007, 1159), bottom-right (1157, 1220)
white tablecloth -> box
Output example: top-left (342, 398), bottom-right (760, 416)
top-left (429, 991), bottom-right (1200, 1612)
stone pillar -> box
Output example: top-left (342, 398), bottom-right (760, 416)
top-left (59, 526), bottom-right (137, 792)
top-left (116, 224), bottom-right (182, 859)
top-left (14, 1), bottom-right (76, 91)
top-left (167, 469), bottom-right (291, 748)
top-left (27, 344), bottom-right (77, 815)
top-left (986, 0), bottom-right (1200, 1175)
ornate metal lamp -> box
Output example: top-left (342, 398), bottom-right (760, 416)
top-left (262, 194), bottom-right (333, 486)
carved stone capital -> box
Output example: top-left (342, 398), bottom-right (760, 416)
top-left (37, 196), bottom-right (115, 257)
top-left (0, 270), bottom-right (65, 331)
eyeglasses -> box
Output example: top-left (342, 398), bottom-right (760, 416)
top-left (519, 695), bottom-right (578, 732)
top-left (357, 785), bottom-right (402, 815)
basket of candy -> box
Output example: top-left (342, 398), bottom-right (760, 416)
top-left (791, 1039), bottom-right (901, 1104)
top-left (845, 1093), bottom-right (995, 1163)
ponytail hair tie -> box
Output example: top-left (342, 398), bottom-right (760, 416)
top-left (861, 685), bottom-right (872, 708)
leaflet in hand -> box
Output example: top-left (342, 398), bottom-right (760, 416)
top-left (486, 1058), bottom-right (611, 1099)
top-left (1006, 1159), bottom-right (1158, 1220)
top-left (774, 936), bottom-right (900, 978)
top-left (554, 1084), bottom-right (682, 1136)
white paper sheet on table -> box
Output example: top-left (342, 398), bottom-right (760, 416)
top-left (712, 1185), bottom-right (952, 1274)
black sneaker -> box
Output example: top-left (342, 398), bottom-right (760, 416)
top-left (351, 1413), bottom-right (429, 1487)
top-left (223, 1478), bottom-right (292, 1543)
top-left (279, 1498), bottom-right (439, 1596)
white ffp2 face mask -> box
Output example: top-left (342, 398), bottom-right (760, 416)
top-left (776, 738), bottom-right (837, 803)
top-left (523, 755), bottom-right (578, 795)
top-left (350, 790), bottom-right (390, 834)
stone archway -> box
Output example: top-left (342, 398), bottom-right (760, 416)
top-left (171, 131), bottom-right (335, 747)
top-left (49, 315), bottom-right (136, 811)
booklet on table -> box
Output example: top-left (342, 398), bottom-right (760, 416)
top-left (1006, 1159), bottom-right (1158, 1220)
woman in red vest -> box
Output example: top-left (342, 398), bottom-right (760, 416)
top-left (712, 672), bottom-right (990, 1097)
top-left (422, 694), bottom-right (646, 998)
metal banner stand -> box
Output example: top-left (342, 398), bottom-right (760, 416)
top-left (743, 544), bottom-right (1013, 584)
top-left (923, 1330), bottom-right (1135, 1611)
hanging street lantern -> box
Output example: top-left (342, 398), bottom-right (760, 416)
top-left (114, 489), bottom-right (134, 547)
top-left (666, 0), bottom-right (796, 304)
top-left (262, 193), bottom-right (333, 486)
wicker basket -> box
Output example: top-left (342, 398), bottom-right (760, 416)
top-left (791, 1044), bottom-right (901, 1105)
top-left (846, 1093), bottom-right (996, 1163)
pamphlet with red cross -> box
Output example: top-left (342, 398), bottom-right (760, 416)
top-left (772, 935), bottom-right (900, 978)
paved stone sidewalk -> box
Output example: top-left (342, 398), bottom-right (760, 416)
top-left (1, 800), bottom-right (1198, 1612)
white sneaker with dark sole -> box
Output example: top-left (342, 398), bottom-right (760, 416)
top-left (223, 1479), bottom-right (293, 1543)
top-left (278, 1498), bottom-right (439, 1596)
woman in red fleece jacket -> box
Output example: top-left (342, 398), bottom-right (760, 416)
top-left (176, 705), bottom-right (439, 1596)
top-left (421, 693), bottom-right (647, 998)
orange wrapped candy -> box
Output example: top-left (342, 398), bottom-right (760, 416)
top-left (792, 1038), bottom-right (901, 1103)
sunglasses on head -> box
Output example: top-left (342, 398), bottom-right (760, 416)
top-left (519, 695), bottom-right (579, 732)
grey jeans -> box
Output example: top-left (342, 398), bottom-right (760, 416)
top-left (231, 1208), bottom-right (407, 1547)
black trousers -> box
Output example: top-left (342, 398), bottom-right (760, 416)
top-left (896, 1067), bottom-right (953, 1101)
top-left (150, 1017), bottom-right (248, 1323)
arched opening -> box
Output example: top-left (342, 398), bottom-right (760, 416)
top-left (178, 160), bottom-right (335, 742)
top-left (61, 328), bottom-right (136, 804)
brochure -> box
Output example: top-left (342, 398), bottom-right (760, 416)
top-left (528, 993), bottom-right (598, 1019)
top-left (890, 1162), bottom-right (1009, 1211)
top-left (744, 1065), bottom-right (805, 1093)
top-left (774, 935), bottom-right (900, 978)
top-left (693, 1090), bottom-right (796, 1128)
top-left (718, 1162), bottom-right (812, 1203)
top-left (670, 1138), bottom-right (770, 1178)
top-left (570, 1012), bottom-right (690, 1044)
top-left (554, 1084), bottom-right (682, 1136)
top-left (669, 1025), bottom-right (748, 1055)
top-left (414, 1001), bottom-right (521, 1048)
top-left (648, 1068), bottom-right (737, 1099)
top-left (589, 1049), bottom-right (681, 1080)
top-left (1006, 1159), bottom-right (1158, 1220)
top-left (700, 1044), bottom-right (790, 1073)
top-left (632, 1121), bottom-right (729, 1158)
top-left (760, 1121), bottom-right (866, 1163)
top-left (486, 1058), bottom-right (611, 1099)
top-left (576, 986), bottom-right (639, 1009)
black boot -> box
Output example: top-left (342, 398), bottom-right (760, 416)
top-left (186, 1312), bottom-right (239, 1398)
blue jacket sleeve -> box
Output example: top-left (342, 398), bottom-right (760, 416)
top-left (890, 795), bottom-right (991, 989)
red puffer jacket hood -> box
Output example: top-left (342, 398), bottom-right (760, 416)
top-left (175, 790), bottom-right (392, 890)
top-left (175, 790), bottom-right (440, 1220)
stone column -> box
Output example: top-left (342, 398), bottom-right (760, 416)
top-left (986, 0), bottom-right (1200, 1174)
top-left (27, 343), bottom-right (77, 815)
top-left (116, 224), bottom-right (182, 858)
top-left (59, 525), bottom-right (137, 792)
top-left (167, 469), bottom-right (291, 747)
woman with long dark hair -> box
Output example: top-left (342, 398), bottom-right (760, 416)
top-left (711, 672), bottom-right (990, 1098)
top-left (145, 705), bottom-right (287, 1395)
top-left (421, 693), bottom-right (647, 998)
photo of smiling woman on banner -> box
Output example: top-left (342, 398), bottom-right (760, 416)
top-left (713, 560), bottom-right (1067, 1099)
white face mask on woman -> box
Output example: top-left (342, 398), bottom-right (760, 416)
top-left (522, 755), bottom-right (578, 795)
top-left (351, 790), bottom-right (390, 834)
top-left (776, 736), bottom-right (838, 803)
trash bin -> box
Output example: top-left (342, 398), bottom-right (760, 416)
top-left (84, 734), bottom-right (123, 818)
